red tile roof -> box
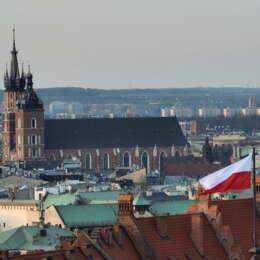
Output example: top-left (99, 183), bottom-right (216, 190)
top-left (4, 196), bottom-right (260, 260)
top-left (135, 213), bottom-right (227, 260)
top-left (165, 163), bottom-right (222, 177)
top-left (212, 198), bottom-right (260, 260)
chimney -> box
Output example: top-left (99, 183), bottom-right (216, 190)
top-left (113, 225), bottom-right (123, 246)
top-left (196, 193), bottom-right (210, 213)
top-left (190, 213), bottom-right (204, 256)
top-left (155, 216), bottom-right (168, 238)
top-left (107, 230), bottom-right (113, 246)
top-left (118, 194), bottom-right (133, 216)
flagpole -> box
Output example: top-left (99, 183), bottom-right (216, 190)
top-left (253, 147), bottom-right (256, 248)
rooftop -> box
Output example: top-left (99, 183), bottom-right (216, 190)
top-left (149, 200), bottom-right (195, 215)
top-left (166, 163), bottom-right (222, 177)
top-left (56, 204), bottom-right (118, 227)
top-left (44, 190), bottom-right (124, 209)
top-left (0, 225), bottom-right (73, 252)
top-left (44, 117), bottom-right (186, 149)
top-left (3, 197), bottom-right (260, 260)
top-left (133, 195), bottom-right (151, 206)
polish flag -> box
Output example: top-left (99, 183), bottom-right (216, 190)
top-left (199, 155), bottom-right (252, 195)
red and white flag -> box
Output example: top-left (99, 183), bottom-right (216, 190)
top-left (199, 154), bottom-right (252, 195)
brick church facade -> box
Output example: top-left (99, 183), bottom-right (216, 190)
top-left (2, 31), bottom-right (187, 172)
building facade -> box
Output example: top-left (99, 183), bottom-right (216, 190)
top-left (2, 31), bottom-right (187, 172)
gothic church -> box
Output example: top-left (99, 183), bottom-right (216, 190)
top-left (2, 31), bottom-right (187, 172)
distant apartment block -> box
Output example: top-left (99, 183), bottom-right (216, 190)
top-left (162, 97), bottom-right (260, 119)
top-left (161, 107), bottom-right (193, 118)
top-left (197, 107), bottom-right (222, 117)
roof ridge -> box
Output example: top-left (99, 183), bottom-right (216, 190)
top-left (81, 231), bottom-right (113, 260)
top-left (119, 216), bottom-right (158, 260)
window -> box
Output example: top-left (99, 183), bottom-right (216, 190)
top-left (159, 152), bottom-right (166, 174)
top-left (27, 136), bottom-right (30, 145)
top-left (28, 148), bottom-right (31, 157)
top-left (103, 153), bottom-right (110, 170)
top-left (85, 154), bottom-right (92, 170)
top-left (18, 135), bottom-right (21, 145)
top-left (31, 118), bottom-right (36, 129)
top-left (17, 118), bottom-right (21, 128)
top-left (38, 135), bottom-right (41, 144)
top-left (32, 149), bottom-right (37, 158)
top-left (123, 152), bottom-right (131, 167)
top-left (38, 147), bottom-right (41, 157)
top-left (141, 152), bottom-right (149, 173)
top-left (31, 135), bottom-right (37, 145)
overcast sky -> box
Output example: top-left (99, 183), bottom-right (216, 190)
top-left (0, 0), bottom-right (260, 89)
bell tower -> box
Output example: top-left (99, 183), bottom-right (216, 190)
top-left (2, 29), bottom-right (44, 168)
top-left (2, 28), bottom-right (26, 162)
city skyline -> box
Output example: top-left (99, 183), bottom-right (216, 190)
top-left (0, 0), bottom-right (260, 89)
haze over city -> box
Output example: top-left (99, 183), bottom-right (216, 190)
top-left (1, 0), bottom-right (260, 89)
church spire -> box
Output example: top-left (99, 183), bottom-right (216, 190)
top-left (5, 63), bottom-right (9, 78)
top-left (10, 27), bottom-right (20, 79)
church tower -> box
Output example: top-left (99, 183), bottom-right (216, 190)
top-left (2, 29), bottom-right (44, 167)
top-left (2, 29), bottom-right (26, 162)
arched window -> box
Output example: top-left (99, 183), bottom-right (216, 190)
top-left (123, 152), bottom-right (131, 167)
top-left (159, 152), bottom-right (166, 174)
top-left (31, 135), bottom-right (37, 145)
top-left (85, 154), bottom-right (92, 170)
top-left (141, 152), bottom-right (149, 173)
top-left (49, 154), bottom-right (55, 161)
top-left (103, 153), bottom-right (110, 170)
top-left (31, 118), bottom-right (36, 129)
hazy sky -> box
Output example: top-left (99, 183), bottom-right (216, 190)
top-left (0, 0), bottom-right (260, 89)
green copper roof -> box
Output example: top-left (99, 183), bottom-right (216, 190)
top-left (56, 204), bottom-right (118, 227)
top-left (44, 190), bottom-right (125, 209)
top-left (44, 193), bottom-right (79, 209)
top-left (133, 195), bottom-right (151, 206)
top-left (149, 200), bottom-right (195, 216)
top-left (0, 225), bottom-right (73, 251)
top-left (78, 190), bottom-right (124, 204)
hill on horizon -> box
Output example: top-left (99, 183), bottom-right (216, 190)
top-left (0, 86), bottom-right (259, 109)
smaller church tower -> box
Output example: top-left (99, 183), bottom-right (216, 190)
top-left (16, 66), bottom-right (45, 167)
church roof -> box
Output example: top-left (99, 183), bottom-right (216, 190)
top-left (44, 117), bottom-right (186, 150)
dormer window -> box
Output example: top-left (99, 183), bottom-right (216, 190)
top-left (31, 118), bottom-right (36, 128)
